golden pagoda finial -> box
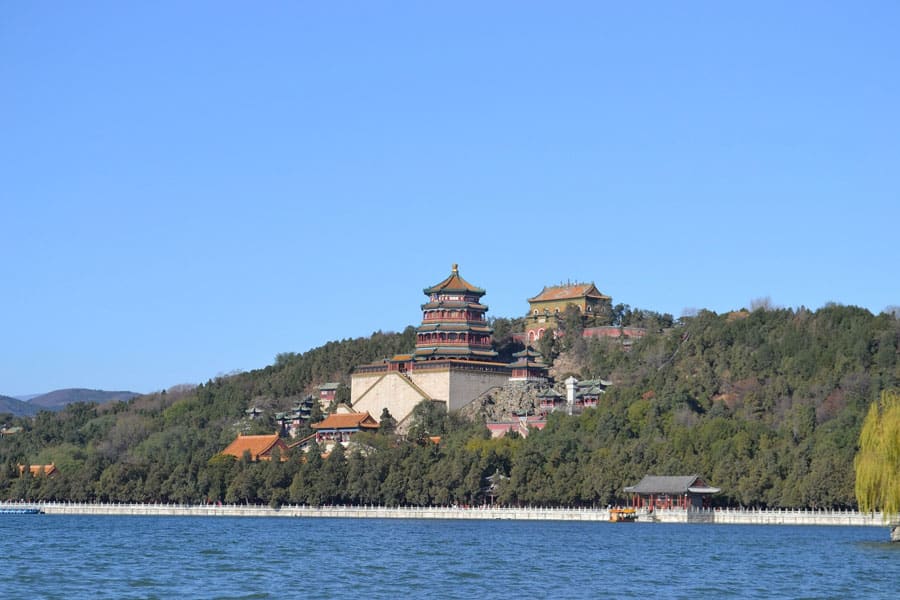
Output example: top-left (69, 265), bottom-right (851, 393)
top-left (452, 263), bottom-right (459, 274)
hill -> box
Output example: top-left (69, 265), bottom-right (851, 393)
top-left (27, 389), bottom-right (140, 411)
top-left (0, 395), bottom-right (38, 417)
top-left (0, 307), bottom-right (897, 509)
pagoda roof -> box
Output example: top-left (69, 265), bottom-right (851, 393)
top-left (414, 347), bottom-right (498, 358)
top-left (528, 282), bottom-right (610, 303)
top-left (424, 264), bottom-right (486, 296)
top-left (312, 412), bottom-right (379, 431)
top-left (578, 385), bottom-right (605, 396)
top-left (509, 358), bottom-right (547, 369)
top-left (577, 378), bottom-right (611, 388)
top-left (417, 323), bottom-right (493, 333)
top-left (512, 347), bottom-right (543, 359)
top-left (421, 300), bottom-right (488, 311)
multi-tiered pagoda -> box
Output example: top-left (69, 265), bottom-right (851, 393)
top-left (350, 264), bottom-right (514, 425)
top-left (414, 264), bottom-right (498, 361)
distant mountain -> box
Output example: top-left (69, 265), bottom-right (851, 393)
top-left (0, 395), bottom-right (39, 417)
top-left (27, 388), bottom-right (140, 411)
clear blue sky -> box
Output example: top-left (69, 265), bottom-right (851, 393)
top-left (2, 2), bottom-right (898, 395)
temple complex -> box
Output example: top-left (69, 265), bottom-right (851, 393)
top-left (351, 265), bottom-right (520, 428)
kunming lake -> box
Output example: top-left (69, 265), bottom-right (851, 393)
top-left (2, 514), bottom-right (899, 599)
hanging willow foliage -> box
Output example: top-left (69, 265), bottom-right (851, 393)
top-left (855, 390), bottom-right (900, 520)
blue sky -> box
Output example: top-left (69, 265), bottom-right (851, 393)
top-left (2, 2), bottom-right (898, 395)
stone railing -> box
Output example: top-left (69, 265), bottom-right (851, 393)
top-left (0, 501), bottom-right (889, 527)
top-left (650, 506), bottom-right (886, 526)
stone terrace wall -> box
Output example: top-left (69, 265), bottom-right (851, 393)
top-left (2, 502), bottom-right (888, 527)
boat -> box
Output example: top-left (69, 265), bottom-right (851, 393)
top-left (0, 507), bottom-right (44, 514)
top-left (609, 508), bottom-right (637, 522)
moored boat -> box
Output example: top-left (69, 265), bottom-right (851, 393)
top-left (609, 508), bottom-right (637, 522)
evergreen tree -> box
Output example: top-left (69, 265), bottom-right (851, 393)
top-left (379, 408), bottom-right (397, 436)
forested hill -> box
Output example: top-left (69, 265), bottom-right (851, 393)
top-left (0, 395), bottom-right (37, 418)
top-left (1, 305), bottom-right (897, 508)
top-left (28, 389), bottom-right (141, 411)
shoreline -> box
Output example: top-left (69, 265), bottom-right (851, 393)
top-left (1, 501), bottom-right (888, 526)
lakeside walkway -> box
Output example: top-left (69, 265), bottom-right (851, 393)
top-left (0, 501), bottom-right (888, 526)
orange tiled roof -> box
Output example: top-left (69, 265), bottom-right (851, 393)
top-left (424, 264), bottom-right (485, 295)
top-left (18, 464), bottom-right (58, 477)
top-left (221, 433), bottom-right (286, 460)
top-left (312, 412), bottom-right (379, 430)
top-left (528, 283), bottom-right (609, 303)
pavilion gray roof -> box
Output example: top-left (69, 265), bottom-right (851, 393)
top-left (575, 379), bottom-right (611, 390)
top-left (623, 475), bottom-right (720, 495)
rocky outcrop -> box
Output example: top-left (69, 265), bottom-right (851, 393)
top-left (458, 382), bottom-right (556, 422)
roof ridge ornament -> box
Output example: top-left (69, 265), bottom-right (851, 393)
top-left (452, 263), bottom-right (459, 274)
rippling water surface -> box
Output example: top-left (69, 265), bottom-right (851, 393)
top-left (2, 515), bottom-right (898, 599)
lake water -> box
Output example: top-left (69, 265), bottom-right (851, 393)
top-left (2, 515), bottom-right (898, 599)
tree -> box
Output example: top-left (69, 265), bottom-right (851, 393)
top-left (406, 400), bottom-right (448, 442)
top-left (538, 330), bottom-right (559, 364)
top-left (855, 389), bottom-right (900, 541)
top-left (379, 408), bottom-right (397, 436)
top-left (334, 384), bottom-right (351, 408)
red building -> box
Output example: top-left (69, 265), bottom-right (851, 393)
top-left (537, 388), bottom-right (565, 414)
top-left (486, 415), bottom-right (547, 438)
top-left (318, 382), bottom-right (341, 406)
top-left (582, 326), bottom-right (648, 340)
top-left (508, 347), bottom-right (549, 382)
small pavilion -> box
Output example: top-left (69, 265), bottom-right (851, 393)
top-left (623, 475), bottom-right (720, 509)
top-left (508, 347), bottom-right (549, 382)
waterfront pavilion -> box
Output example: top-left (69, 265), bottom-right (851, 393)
top-left (623, 475), bottom-right (720, 509)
